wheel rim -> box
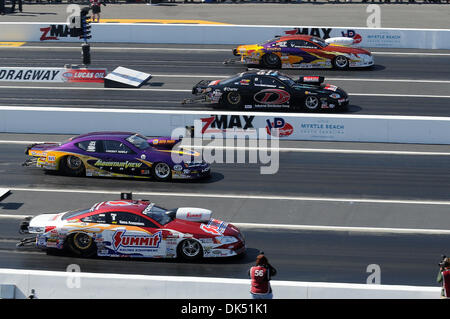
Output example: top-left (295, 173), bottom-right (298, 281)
top-left (154, 163), bottom-right (171, 179)
top-left (181, 240), bottom-right (201, 257)
top-left (67, 156), bottom-right (82, 170)
top-left (227, 92), bottom-right (241, 105)
top-left (73, 233), bottom-right (92, 250)
top-left (305, 96), bottom-right (319, 110)
top-left (335, 56), bottom-right (348, 68)
top-left (265, 54), bottom-right (279, 66)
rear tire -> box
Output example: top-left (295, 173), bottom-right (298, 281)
top-left (223, 91), bottom-right (243, 109)
top-left (60, 155), bottom-right (85, 177)
top-left (262, 53), bottom-right (281, 69)
top-left (66, 233), bottom-right (97, 258)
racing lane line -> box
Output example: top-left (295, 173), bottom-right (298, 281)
top-left (1, 214), bottom-right (450, 235)
top-left (0, 86), bottom-right (450, 99)
top-left (6, 187), bottom-right (450, 206)
top-left (2, 140), bottom-right (450, 156)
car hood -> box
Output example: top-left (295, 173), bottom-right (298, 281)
top-left (325, 44), bottom-right (371, 55)
top-left (27, 142), bottom-right (60, 156)
top-left (165, 217), bottom-right (239, 238)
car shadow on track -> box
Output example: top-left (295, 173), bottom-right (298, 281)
top-left (47, 247), bottom-right (261, 265)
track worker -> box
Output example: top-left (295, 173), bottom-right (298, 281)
top-left (248, 253), bottom-right (277, 299)
top-left (437, 256), bottom-right (450, 298)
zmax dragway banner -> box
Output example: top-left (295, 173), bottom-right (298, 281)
top-left (0, 67), bottom-right (107, 83)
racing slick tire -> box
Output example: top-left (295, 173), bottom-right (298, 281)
top-left (152, 162), bottom-right (172, 182)
top-left (178, 239), bottom-right (203, 261)
top-left (332, 55), bottom-right (349, 70)
top-left (60, 155), bottom-right (85, 177)
top-left (262, 53), bottom-right (281, 69)
top-left (304, 95), bottom-right (321, 111)
top-left (65, 232), bottom-right (97, 258)
top-left (223, 91), bottom-right (243, 109)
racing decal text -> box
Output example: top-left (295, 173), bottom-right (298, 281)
top-left (113, 230), bottom-right (162, 250)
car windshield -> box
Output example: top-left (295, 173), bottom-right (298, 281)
top-left (61, 208), bottom-right (91, 220)
top-left (258, 38), bottom-right (278, 46)
top-left (310, 36), bottom-right (328, 48)
top-left (220, 74), bottom-right (244, 85)
top-left (276, 73), bottom-right (297, 87)
top-left (142, 204), bottom-right (174, 225)
top-left (126, 134), bottom-right (150, 150)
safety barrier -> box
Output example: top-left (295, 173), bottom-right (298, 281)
top-left (0, 268), bottom-right (440, 299)
top-left (1, 22), bottom-right (450, 49)
top-left (1, 106), bottom-right (450, 144)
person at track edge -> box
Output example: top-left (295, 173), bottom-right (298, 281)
top-left (248, 252), bottom-right (277, 299)
top-left (437, 256), bottom-right (450, 298)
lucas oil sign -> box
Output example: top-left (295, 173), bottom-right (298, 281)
top-left (0, 67), bottom-right (107, 83)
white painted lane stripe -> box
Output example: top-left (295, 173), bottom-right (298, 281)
top-left (0, 85), bottom-right (448, 98)
top-left (0, 188), bottom-right (10, 199)
top-left (1, 214), bottom-right (449, 235)
top-left (6, 187), bottom-right (450, 206)
top-left (2, 105), bottom-right (450, 120)
top-left (2, 140), bottom-right (450, 156)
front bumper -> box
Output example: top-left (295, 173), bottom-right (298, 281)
top-left (172, 163), bottom-right (211, 180)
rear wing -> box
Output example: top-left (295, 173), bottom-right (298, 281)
top-left (296, 76), bottom-right (325, 85)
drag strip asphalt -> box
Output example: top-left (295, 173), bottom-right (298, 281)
top-left (0, 44), bottom-right (449, 116)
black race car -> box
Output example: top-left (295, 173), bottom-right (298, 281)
top-left (182, 70), bottom-right (349, 112)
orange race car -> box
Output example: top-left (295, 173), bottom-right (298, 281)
top-left (226, 34), bottom-right (374, 70)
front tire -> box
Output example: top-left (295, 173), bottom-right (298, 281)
top-left (178, 239), bottom-right (203, 260)
top-left (304, 96), bottom-right (320, 111)
top-left (152, 162), bottom-right (172, 182)
top-left (333, 55), bottom-right (349, 70)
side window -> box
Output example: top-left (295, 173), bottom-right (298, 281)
top-left (81, 213), bottom-right (109, 224)
top-left (102, 140), bottom-right (135, 154)
top-left (76, 140), bottom-right (101, 153)
top-left (109, 211), bottom-right (158, 228)
top-left (296, 40), bottom-right (319, 49)
top-left (255, 76), bottom-right (286, 88)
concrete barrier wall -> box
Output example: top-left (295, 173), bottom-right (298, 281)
top-left (0, 268), bottom-right (440, 299)
top-left (1, 106), bottom-right (450, 144)
top-left (1, 22), bottom-right (450, 49)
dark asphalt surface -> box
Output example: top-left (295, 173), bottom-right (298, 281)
top-left (0, 44), bottom-right (449, 116)
top-left (0, 43), bottom-right (449, 288)
top-left (0, 218), bottom-right (447, 286)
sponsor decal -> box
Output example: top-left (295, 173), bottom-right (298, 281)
top-left (40, 24), bottom-right (80, 41)
top-left (93, 160), bottom-right (143, 169)
top-left (0, 67), bottom-right (65, 82)
top-left (200, 224), bottom-right (222, 236)
top-left (266, 118), bottom-right (294, 137)
top-left (200, 115), bottom-right (255, 134)
top-left (62, 69), bottom-right (107, 83)
top-left (113, 230), bottom-right (162, 250)
top-left (254, 89), bottom-right (290, 105)
top-left (284, 27), bottom-right (332, 39)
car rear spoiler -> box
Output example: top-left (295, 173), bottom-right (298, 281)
top-left (296, 76), bottom-right (325, 85)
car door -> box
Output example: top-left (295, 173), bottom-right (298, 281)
top-left (252, 75), bottom-right (291, 109)
top-left (93, 139), bottom-right (149, 177)
top-left (102, 211), bottom-right (166, 258)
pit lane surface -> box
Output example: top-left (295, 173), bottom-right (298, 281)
top-left (1, 44), bottom-right (450, 116)
top-left (1, 134), bottom-right (450, 286)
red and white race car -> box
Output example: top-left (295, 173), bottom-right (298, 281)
top-left (18, 194), bottom-right (245, 260)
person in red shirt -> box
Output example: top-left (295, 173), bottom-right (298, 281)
top-left (249, 253), bottom-right (277, 299)
top-left (437, 257), bottom-right (450, 298)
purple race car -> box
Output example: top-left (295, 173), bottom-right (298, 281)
top-left (23, 132), bottom-right (211, 181)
